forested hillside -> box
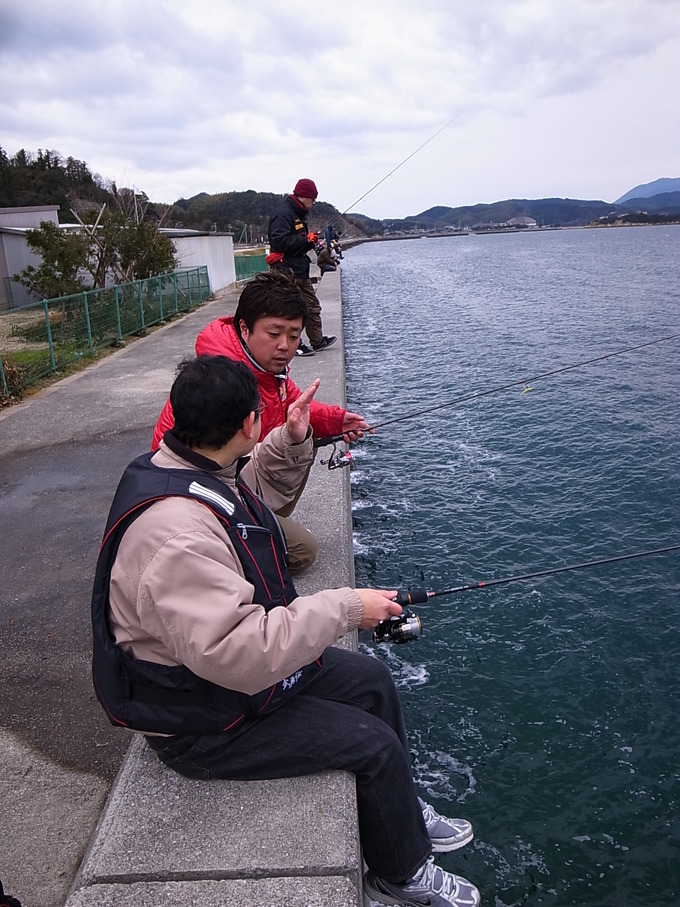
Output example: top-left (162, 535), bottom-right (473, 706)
top-left (2, 147), bottom-right (678, 234)
top-left (0, 148), bottom-right (382, 239)
top-left (167, 191), bottom-right (383, 240)
top-left (0, 147), bottom-right (110, 216)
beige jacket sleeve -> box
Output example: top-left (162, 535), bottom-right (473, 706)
top-left (240, 424), bottom-right (314, 513)
top-left (109, 496), bottom-right (363, 696)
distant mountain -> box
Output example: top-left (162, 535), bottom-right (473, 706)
top-left (619, 191), bottom-right (680, 214)
top-left (615, 178), bottom-right (680, 204)
top-left (385, 198), bottom-right (626, 231)
top-left (170, 189), bottom-right (286, 234)
top-left (169, 190), bottom-right (680, 236)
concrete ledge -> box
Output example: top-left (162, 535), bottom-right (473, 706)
top-left (66, 267), bottom-right (365, 905)
top-left (67, 736), bottom-right (362, 900)
top-left (66, 877), bottom-right (358, 907)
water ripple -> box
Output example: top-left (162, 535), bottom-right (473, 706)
top-left (343, 226), bottom-right (680, 906)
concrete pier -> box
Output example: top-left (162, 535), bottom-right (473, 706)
top-left (0, 268), bottom-right (363, 906)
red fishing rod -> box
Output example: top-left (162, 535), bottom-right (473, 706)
top-left (374, 543), bottom-right (680, 643)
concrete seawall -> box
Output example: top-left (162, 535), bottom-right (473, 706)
top-left (0, 268), bottom-right (363, 906)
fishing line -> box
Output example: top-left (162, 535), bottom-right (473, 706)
top-left (393, 543), bottom-right (680, 605)
top-left (325, 115), bottom-right (460, 230)
top-left (314, 331), bottom-right (680, 448)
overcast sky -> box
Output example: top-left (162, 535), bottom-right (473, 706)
top-left (2, 0), bottom-right (679, 219)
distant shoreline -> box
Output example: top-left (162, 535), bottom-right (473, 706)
top-left (342, 220), bottom-right (680, 249)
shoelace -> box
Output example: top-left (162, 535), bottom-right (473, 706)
top-left (420, 801), bottom-right (441, 830)
top-left (415, 858), bottom-right (464, 899)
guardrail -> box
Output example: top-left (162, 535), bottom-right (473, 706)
top-left (0, 267), bottom-right (210, 400)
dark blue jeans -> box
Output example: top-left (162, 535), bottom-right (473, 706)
top-left (146, 646), bottom-right (432, 882)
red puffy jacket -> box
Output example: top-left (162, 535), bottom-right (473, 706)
top-left (151, 316), bottom-right (346, 450)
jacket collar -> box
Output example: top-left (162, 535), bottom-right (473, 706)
top-left (159, 431), bottom-right (250, 481)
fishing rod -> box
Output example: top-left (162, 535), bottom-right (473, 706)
top-left (315, 332), bottom-right (680, 459)
top-left (323, 115), bottom-right (460, 233)
top-left (374, 543), bottom-right (680, 643)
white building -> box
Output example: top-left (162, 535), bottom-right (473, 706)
top-left (506, 215), bottom-right (538, 228)
top-left (0, 207), bottom-right (236, 310)
top-left (162, 228), bottom-right (235, 295)
top-left (0, 205), bottom-right (61, 309)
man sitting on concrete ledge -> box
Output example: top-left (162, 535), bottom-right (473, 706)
top-left (151, 271), bottom-right (369, 574)
top-left (92, 355), bottom-right (480, 907)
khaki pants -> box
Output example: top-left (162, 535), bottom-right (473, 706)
top-left (294, 277), bottom-right (323, 348)
top-left (278, 515), bottom-right (318, 574)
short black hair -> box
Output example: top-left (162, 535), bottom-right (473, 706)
top-left (170, 355), bottom-right (259, 449)
top-left (234, 270), bottom-right (308, 337)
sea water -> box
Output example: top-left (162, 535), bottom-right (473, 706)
top-left (341, 226), bottom-right (680, 906)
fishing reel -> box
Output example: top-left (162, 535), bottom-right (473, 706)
top-left (373, 607), bottom-right (423, 644)
top-left (320, 440), bottom-right (355, 471)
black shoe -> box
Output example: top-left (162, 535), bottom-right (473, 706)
top-left (313, 336), bottom-right (337, 351)
top-left (296, 342), bottom-right (315, 357)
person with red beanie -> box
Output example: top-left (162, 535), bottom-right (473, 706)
top-left (267, 178), bottom-right (336, 355)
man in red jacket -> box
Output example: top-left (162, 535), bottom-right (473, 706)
top-left (151, 271), bottom-right (368, 573)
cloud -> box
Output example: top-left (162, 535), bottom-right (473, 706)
top-left (1, 0), bottom-right (679, 215)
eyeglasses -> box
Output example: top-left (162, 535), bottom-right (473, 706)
top-left (256, 402), bottom-right (267, 415)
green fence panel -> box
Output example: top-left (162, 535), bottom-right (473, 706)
top-left (0, 353), bottom-right (9, 397)
top-left (0, 301), bottom-right (56, 391)
top-left (0, 267), bottom-right (210, 400)
top-left (234, 254), bottom-right (267, 281)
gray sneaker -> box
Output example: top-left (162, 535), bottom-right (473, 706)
top-left (419, 797), bottom-right (474, 852)
top-left (364, 857), bottom-right (480, 907)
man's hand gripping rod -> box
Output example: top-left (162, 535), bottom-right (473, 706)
top-left (373, 589), bottom-right (429, 644)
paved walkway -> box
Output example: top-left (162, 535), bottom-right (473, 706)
top-left (0, 270), bottom-right (355, 906)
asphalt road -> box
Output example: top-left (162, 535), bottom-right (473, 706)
top-left (0, 287), bottom-right (241, 905)
top-left (0, 270), bottom-right (347, 906)
top-left (1, 429), bottom-right (149, 778)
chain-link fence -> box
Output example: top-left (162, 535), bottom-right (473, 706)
top-left (0, 267), bottom-right (210, 400)
top-left (234, 253), bottom-right (267, 281)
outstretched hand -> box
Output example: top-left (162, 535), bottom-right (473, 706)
top-left (286, 379), bottom-right (321, 443)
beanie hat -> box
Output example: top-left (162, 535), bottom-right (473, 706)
top-left (293, 178), bottom-right (318, 199)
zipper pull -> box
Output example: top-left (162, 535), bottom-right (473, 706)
top-left (236, 523), bottom-right (248, 540)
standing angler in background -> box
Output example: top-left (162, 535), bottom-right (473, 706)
top-left (324, 223), bottom-right (343, 258)
top-left (267, 178), bottom-right (337, 356)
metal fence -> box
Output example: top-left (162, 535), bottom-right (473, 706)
top-left (0, 267), bottom-right (210, 399)
top-left (234, 253), bottom-right (267, 281)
